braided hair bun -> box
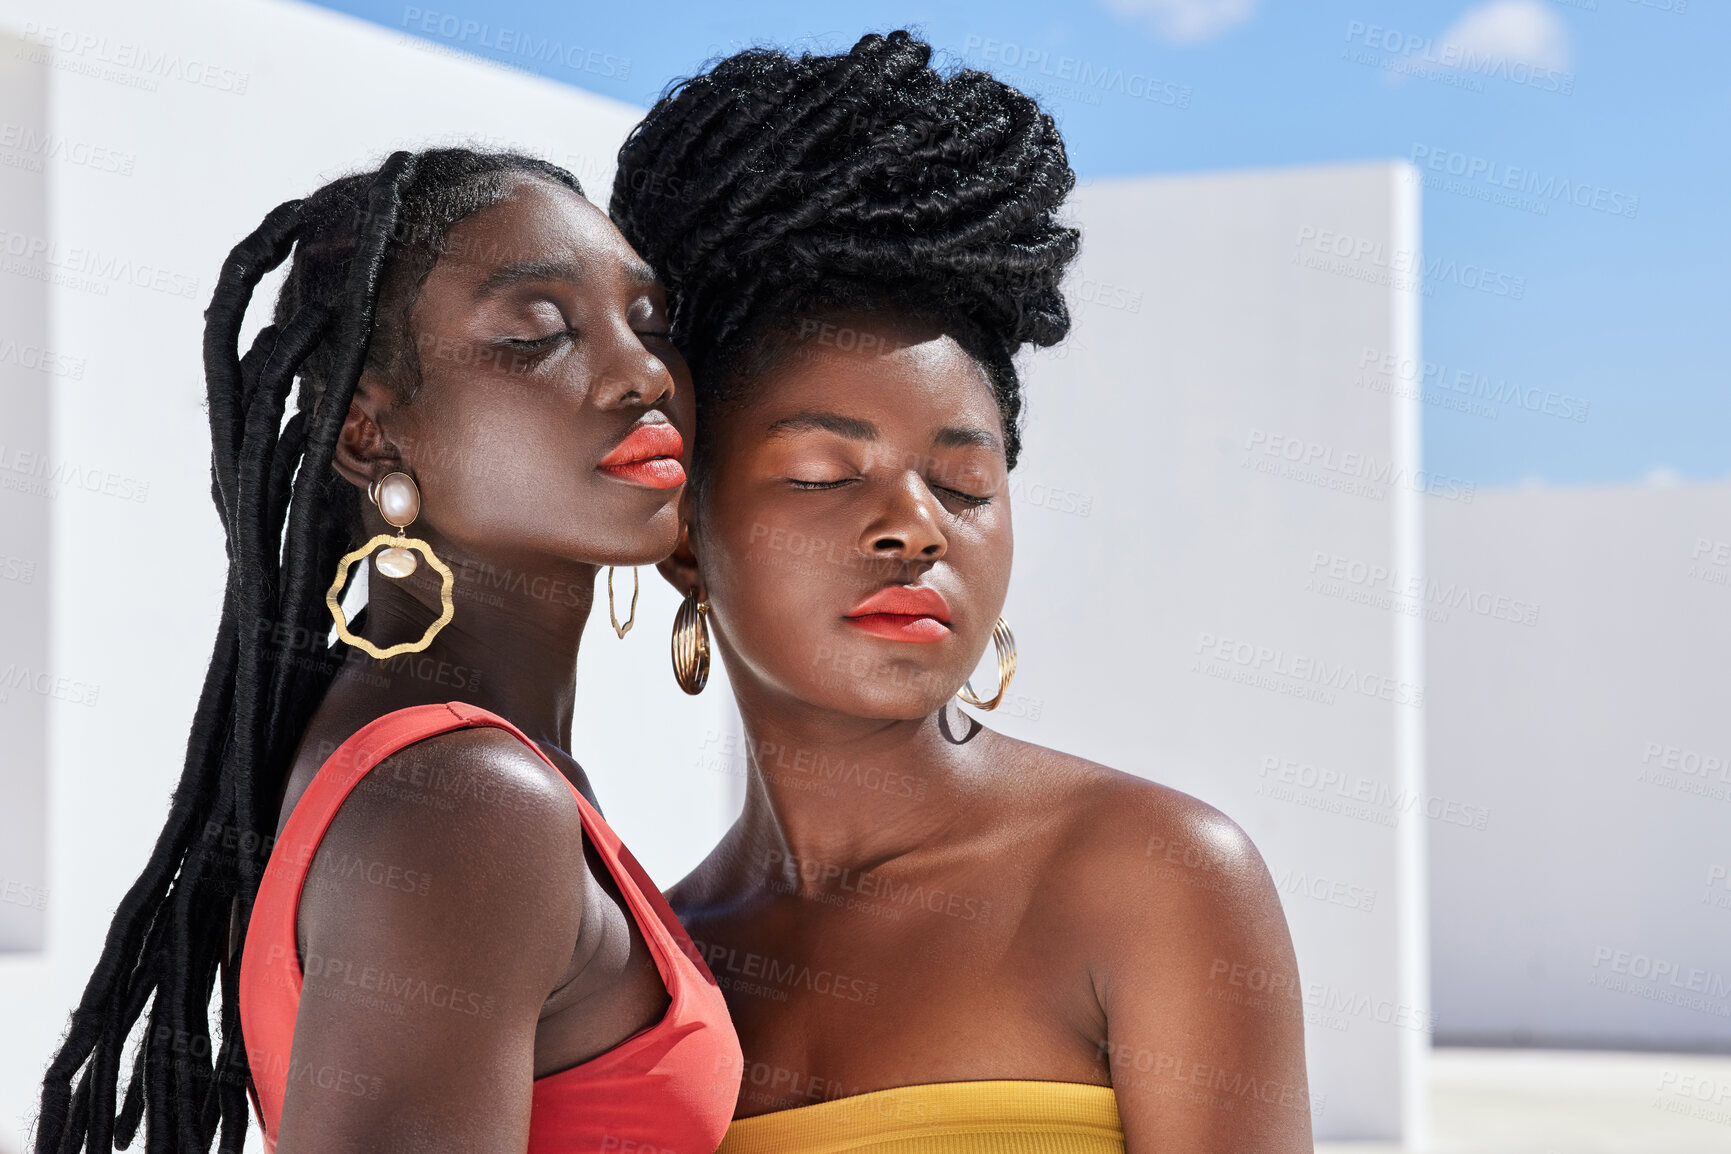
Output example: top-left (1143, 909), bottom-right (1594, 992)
top-left (611, 30), bottom-right (1079, 468)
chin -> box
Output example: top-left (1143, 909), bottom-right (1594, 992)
top-left (802, 669), bottom-right (958, 721)
top-left (596, 511), bottom-right (684, 567)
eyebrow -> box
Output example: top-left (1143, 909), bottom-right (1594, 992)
top-left (765, 410), bottom-right (1003, 454)
top-left (765, 410), bottom-right (880, 441)
top-left (473, 259), bottom-right (585, 299)
top-left (933, 425), bottom-right (1002, 452)
top-left (471, 258), bottom-right (659, 299)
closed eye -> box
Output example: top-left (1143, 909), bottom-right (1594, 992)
top-left (789, 478), bottom-right (856, 490)
top-left (504, 330), bottom-right (569, 351)
top-left (933, 485), bottom-right (991, 507)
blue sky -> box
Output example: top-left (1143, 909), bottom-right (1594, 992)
top-left (306, 0), bottom-right (1727, 488)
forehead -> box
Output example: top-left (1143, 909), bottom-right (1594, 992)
top-left (430, 175), bottom-right (628, 281)
top-left (745, 323), bottom-right (1001, 429)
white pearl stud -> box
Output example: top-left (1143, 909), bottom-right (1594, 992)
top-left (374, 471), bottom-right (421, 528)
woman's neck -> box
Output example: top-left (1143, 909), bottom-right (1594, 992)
top-left (727, 692), bottom-right (995, 892)
top-left (339, 547), bottom-right (599, 751)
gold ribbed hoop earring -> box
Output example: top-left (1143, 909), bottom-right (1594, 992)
top-left (671, 592), bottom-right (710, 695)
top-left (957, 617), bottom-right (1017, 711)
top-left (327, 471), bottom-right (454, 660)
top-left (608, 566), bottom-right (639, 639)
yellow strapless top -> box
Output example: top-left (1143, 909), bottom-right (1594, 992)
top-left (716, 1080), bottom-right (1124, 1154)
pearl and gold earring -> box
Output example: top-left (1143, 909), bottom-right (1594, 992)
top-left (369, 472), bottom-right (423, 577)
top-left (324, 471), bottom-right (455, 659)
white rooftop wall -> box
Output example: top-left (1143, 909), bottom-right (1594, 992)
top-left (1004, 165), bottom-right (1428, 1142)
top-left (1426, 481), bottom-right (1731, 1052)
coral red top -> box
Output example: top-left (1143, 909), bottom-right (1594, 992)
top-left (239, 702), bottom-right (743, 1153)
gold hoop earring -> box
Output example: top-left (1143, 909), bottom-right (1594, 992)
top-left (326, 471), bottom-right (454, 660)
top-left (608, 566), bottom-right (639, 639)
top-left (671, 592), bottom-right (710, 695)
top-left (957, 617), bottom-right (1016, 711)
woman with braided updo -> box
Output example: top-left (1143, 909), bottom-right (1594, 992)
top-left (35, 148), bottom-right (741, 1154)
top-left (613, 32), bottom-right (1310, 1153)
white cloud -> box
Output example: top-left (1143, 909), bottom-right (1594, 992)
top-left (1101, 0), bottom-right (1260, 45)
top-left (1438, 0), bottom-right (1572, 74)
top-left (1643, 467), bottom-right (1683, 488)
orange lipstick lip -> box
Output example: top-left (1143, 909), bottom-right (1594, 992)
top-left (598, 420), bottom-right (686, 490)
top-left (844, 585), bottom-right (952, 643)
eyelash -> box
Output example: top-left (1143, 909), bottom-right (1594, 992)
top-left (939, 486), bottom-right (991, 508)
top-left (788, 478), bottom-right (992, 507)
top-left (504, 330), bottom-right (569, 352)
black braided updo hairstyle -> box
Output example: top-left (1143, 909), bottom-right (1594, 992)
top-left (35, 147), bottom-right (581, 1154)
top-left (609, 29), bottom-right (1080, 471)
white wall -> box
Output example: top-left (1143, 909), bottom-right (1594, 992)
top-left (1426, 481), bottom-right (1731, 1051)
top-left (0, 28), bottom-right (50, 956)
top-left (1002, 164), bottom-right (1427, 1142)
top-left (0, 2), bottom-right (737, 1149)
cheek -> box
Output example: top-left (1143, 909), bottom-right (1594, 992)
top-left (711, 502), bottom-right (847, 613)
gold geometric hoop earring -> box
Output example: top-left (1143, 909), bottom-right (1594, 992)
top-left (608, 566), bottom-right (639, 639)
top-left (957, 617), bottom-right (1017, 711)
top-left (671, 591), bottom-right (711, 695)
top-left (325, 471), bottom-right (454, 660)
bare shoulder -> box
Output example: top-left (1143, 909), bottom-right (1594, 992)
top-left (300, 725), bottom-right (589, 946)
top-left (998, 734), bottom-right (1311, 1148)
top-left (278, 727), bottom-right (592, 1149)
top-left (991, 733), bottom-right (1280, 930)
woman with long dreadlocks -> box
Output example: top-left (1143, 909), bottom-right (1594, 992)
top-left (35, 148), bottom-right (742, 1154)
top-left (610, 32), bottom-right (1310, 1153)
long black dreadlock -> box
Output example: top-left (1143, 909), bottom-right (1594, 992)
top-left (35, 147), bottom-right (582, 1154)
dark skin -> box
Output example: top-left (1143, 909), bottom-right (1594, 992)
top-left (662, 315), bottom-right (1312, 1151)
top-left (255, 176), bottom-right (693, 1154)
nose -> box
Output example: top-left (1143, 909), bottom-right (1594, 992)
top-left (860, 472), bottom-right (948, 563)
top-left (592, 326), bottom-right (676, 411)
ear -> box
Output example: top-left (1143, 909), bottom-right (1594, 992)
top-left (656, 503), bottom-right (702, 600)
top-left (331, 372), bottom-right (402, 490)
